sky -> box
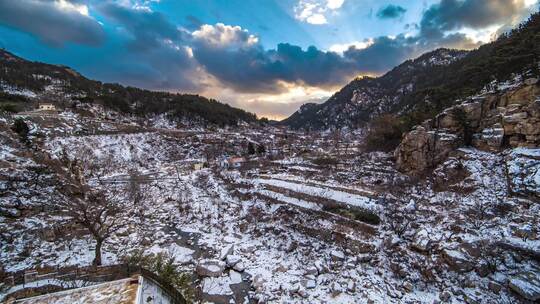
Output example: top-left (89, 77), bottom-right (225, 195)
top-left (0, 0), bottom-right (538, 119)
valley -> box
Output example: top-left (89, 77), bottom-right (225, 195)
top-left (1, 79), bottom-right (539, 303)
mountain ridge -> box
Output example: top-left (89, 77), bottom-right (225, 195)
top-left (0, 49), bottom-right (258, 127)
top-left (282, 11), bottom-right (540, 131)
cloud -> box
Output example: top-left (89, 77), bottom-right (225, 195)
top-left (192, 23), bottom-right (259, 48)
top-left (294, 0), bottom-right (345, 25)
top-left (419, 0), bottom-right (532, 41)
top-left (190, 0), bottom-right (536, 94)
top-left (376, 4), bottom-right (406, 19)
top-left (329, 39), bottom-right (374, 54)
top-left (204, 83), bottom-right (333, 119)
top-left (97, 2), bottom-right (186, 50)
top-left (95, 2), bottom-right (200, 91)
top-left (191, 24), bottom-right (362, 93)
top-left (0, 0), bottom-right (104, 47)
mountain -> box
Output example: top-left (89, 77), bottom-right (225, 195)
top-left (283, 11), bottom-right (540, 131)
top-left (0, 50), bottom-right (257, 127)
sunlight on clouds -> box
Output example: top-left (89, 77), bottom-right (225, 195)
top-left (328, 38), bottom-right (374, 54)
top-left (55, 0), bottom-right (89, 16)
top-left (294, 0), bottom-right (345, 25)
top-left (460, 25), bottom-right (502, 44)
top-left (326, 0), bottom-right (345, 10)
top-left (241, 83), bottom-right (334, 120)
top-left (200, 78), bottom-right (334, 120)
top-left (306, 14), bottom-right (328, 25)
top-left (246, 82), bottom-right (332, 104)
top-left (193, 23), bottom-right (259, 47)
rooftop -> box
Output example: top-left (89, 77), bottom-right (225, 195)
top-left (14, 277), bottom-right (139, 304)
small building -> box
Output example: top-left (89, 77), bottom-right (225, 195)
top-left (193, 162), bottom-right (205, 170)
top-left (227, 156), bottom-right (246, 169)
top-left (37, 103), bottom-right (56, 111)
top-left (218, 156), bottom-right (246, 169)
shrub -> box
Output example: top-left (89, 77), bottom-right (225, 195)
top-left (364, 114), bottom-right (406, 152)
top-left (11, 118), bottom-right (29, 142)
top-left (0, 103), bottom-right (20, 113)
top-left (123, 250), bottom-right (196, 302)
top-left (322, 204), bottom-right (380, 225)
top-left (312, 157), bottom-right (339, 167)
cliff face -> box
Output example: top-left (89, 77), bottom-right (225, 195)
top-left (395, 78), bottom-right (540, 176)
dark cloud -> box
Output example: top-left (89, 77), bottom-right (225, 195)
top-left (344, 35), bottom-right (417, 73)
top-left (376, 5), bottom-right (407, 19)
top-left (95, 2), bottom-right (198, 91)
top-left (191, 24), bottom-right (360, 93)
top-left (0, 0), bottom-right (104, 47)
top-left (419, 0), bottom-right (527, 41)
top-left (97, 2), bottom-right (186, 50)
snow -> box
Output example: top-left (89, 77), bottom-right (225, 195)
top-left (257, 189), bottom-right (322, 210)
top-left (254, 178), bottom-right (377, 210)
top-left (202, 276), bottom-right (234, 296)
top-left (0, 82), bottom-right (37, 98)
top-left (2, 110), bottom-right (540, 304)
top-left (13, 278), bottom-right (138, 304)
top-left (147, 243), bottom-right (194, 264)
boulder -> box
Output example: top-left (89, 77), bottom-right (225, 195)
top-left (233, 262), bottom-right (245, 272)
top-left (330, 250), bottom-right (345, 261)
top-left (196, 260), bottom-right (226, 277)
top-left (252, 274), bottom-right (266, 292)
top-left (220, 244), bottom-right (234, 260)
top-left (395, 126), bottom-right (460, 175)
top-left (524, 78), bottom-right (538, 85)
top-left (304, 266), bottom-right (318, 276)
top-left (441, 249), bottom-right (473, 273)
top-left (303, 279), bottom-right (316, 289)
top-left (402, 281), bottom-right (413, 292)
top-left (226, 255), bottom-right (241, 267)
top-left (411, 228), bottom-right (437, 252)
top-left (472, 125), bottom-right (504, 151)
top-left (488, 281), bottom-right (502, 294)
top-left (504, 84), bottom-right (540, 106)
top-left (508, 271), bottom-right (540, 301)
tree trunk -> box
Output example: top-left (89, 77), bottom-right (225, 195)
top-left (93, 238), bottom-right (103, 266)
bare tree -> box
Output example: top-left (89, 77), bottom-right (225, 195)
top-left (60, 182), bottom-right (125, 266)
top-left (57, 160), bottom-right (127, 266)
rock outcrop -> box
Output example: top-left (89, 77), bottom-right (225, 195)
top-left (396, 80), bottom-right (540, 175)
top-left (505, 148), bottom-right (540, 198)
top-left (508, 271), bottom-right (540, 301)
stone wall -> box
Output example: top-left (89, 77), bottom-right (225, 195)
top-left (395, 79), bottom-right (540, 176)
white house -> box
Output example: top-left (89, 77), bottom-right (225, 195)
top-left (37, 103), bottom-right (56, 111)
top-left (218, 156), bottom-right (246, 169)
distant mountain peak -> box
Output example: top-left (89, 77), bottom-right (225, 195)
top-left (282, 12), bottom-right (540, 130)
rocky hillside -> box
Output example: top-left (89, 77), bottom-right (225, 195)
top-left (0, 50), bottom-right (257, 127)
top-left (395, 77), bottom-right (540, 179)
top-left (283, 12), bottom-right (540, 130)
top-left (282, 48), bottom-right (468, 130)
